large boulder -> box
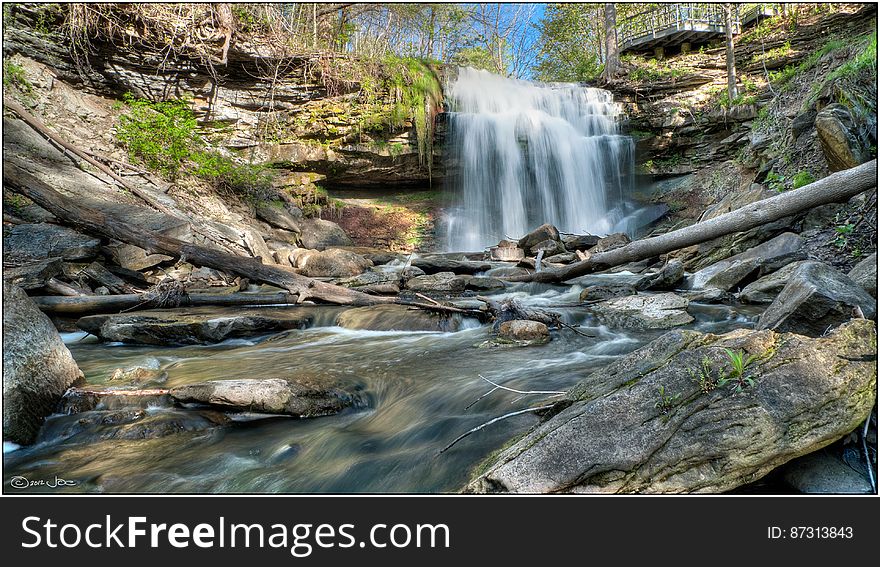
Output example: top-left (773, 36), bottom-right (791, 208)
top-left (3, 281), bottom-right (84, 444)
top-left (518, 224), bottom-right (560, 254)
top-left (634, 260), bottom-right (685, 291)
top-left (405, 271), bottom-right (467, 293)
top-left (3, 223), bottom-right (100, 265)
top-left (335, 304), bottom-right (461, 332)
top-left (296, 248), bottom-right (373, 278)
top-left (466, 319), bottom-right (877, 493)
top-left (757, 261), bottom-right (876, 336)
top-left (815, 103), bottom-right (870, 171)
top-left (578, 283), bottom-right (637, 302)
top-left (497, 320), bottom-right (550, 345)
top-left (77, 307), bottom-right (315, 345)
top-left (562, 233), bottom-right (601, 251)
top-left (848, 252), bottom-right (877, 298)
top-left (689, 232), bottom-right (805, 291)
top-left (169, 378), bottom-right (356, 418)
top-left (590, 293), bottom-right (694, 330)
top-left (490, 240), bottom-right (526, 262)
top-left (738, 261), bottom-right (809, 304)
top-left (255, 202), bottom-right (303, 233)
top-left (298, 218), bottom-right (353, 250)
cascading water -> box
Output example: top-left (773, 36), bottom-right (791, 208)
top-left (443, 67), bottom-right (635, 252)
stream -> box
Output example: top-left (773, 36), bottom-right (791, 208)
top-left (3, 274), bottom-right (763, 493)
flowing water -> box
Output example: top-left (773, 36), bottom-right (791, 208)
top-left (3, 279), bottom-right (761, 493)
top-left (443, 67), bottom-right (635, 252)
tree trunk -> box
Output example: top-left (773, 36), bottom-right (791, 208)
top-left (724, 3), bottom-right (739, 102)
top-left (31, 292), bottom-right (301, 316)
top-left (602, 3), bottom-right (619, 80)
top-left (4, 163), bottom-right (393, 307)
top-left (513, 160), bottom-right (877, 283)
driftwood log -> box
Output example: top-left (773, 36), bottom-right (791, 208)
top-left (4, 163), bottom-right (392, 307)
top-left (514, 160), bottom-right (877, 283)
top-left (30, 291), bottom-right (301, 315)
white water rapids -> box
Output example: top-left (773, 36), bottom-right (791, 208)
top-left (444, 67), bottom-right (635, 252)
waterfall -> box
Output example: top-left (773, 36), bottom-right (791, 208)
top-left (443, 67), bottom-right (635, 252)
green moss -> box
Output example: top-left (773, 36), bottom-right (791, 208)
top-left (791, 170), bottom-right (816, 189)
top-left (3, 61), bottom-right (32, 93)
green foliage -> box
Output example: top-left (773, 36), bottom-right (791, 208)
top-left (769, 38), bottom-right (848, 89)
top-left (451, 46), bottom-right (496, 73)
top-left (532, 3), bottom-right (604, 82)
top-left (717, 349), bottom-right (758, 393)
top-left (834, 223), bottom-right (855, 249)
top-left (624, 55), bottom-right (686, 82)
top-left (689, 356), bottom-right (722, 394)
top-left (654, 385), bottom-right (681, 415)
top-left (116, 93), bottom-right (197, 178)
top-left (806, 33), bottom-right (877, 108)
top-left (791, 170), bottom-right (816, 189)
top-left (718, 91), bottom-right (757, 108)
top-left (751, 40), bottom-right (793, 64)
top-left (765, 171), bottom-right (786, 192)
top-left (116, 93), bottom-right (272, 200)
top-left (3, 61), bottom-right (32, 93)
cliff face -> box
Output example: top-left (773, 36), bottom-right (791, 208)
top-left (2, 3), bottom-right (445, 189)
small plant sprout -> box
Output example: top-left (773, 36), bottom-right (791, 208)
top-left (718, 348), bottom-right (759, 392)
top-left (689, 356), bottom-right (720, 394)
top-left (654, 385), bottom-right (681, 415)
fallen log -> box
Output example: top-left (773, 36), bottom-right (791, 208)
top-left (4, 163), bottom-right (392, 307)
top-left (514, 160), bottom-right (878, 283)
top-left (30, 291), bottom-right (301, 315)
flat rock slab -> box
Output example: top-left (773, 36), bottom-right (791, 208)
top-left (170, 378), bottom-right (356, 418)
top-left (466, 319), bottom-right (877, 493)
top-left (738, 261), bottom-right (808, 304)
top-left (782, 450), bottom-right (873, 494)
top-left (411, 257), bottom-right (492, 275)
top-left (405, 271), bottom-right (467, 293)
top-left (590, 292), bottom-right (694, 329)
top-left (77, 307), bottom-right (315, 345)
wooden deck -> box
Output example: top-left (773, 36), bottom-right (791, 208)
top-left (621, 3), bottom-right (749, 54)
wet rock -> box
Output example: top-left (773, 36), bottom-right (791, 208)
top-left (490, 240), bottom-right (525, 262)
top-left (337, 270), bottom-right (400, 288)
top-left (681, 288), bottom-right (734, 304)
top-left (77, 307), bottom-right (314, 345)
top-left (590, 233), bottom-right (630, 254)
top-left (738, 261), bottom-right (808, 304)
top-left (336, 304), bottom-right (461, 332)
top-left (497, 320), bottom-right (550, 345)
top-left (518, 223), bottom-right (560, 254)
top-left (357, 283), bottom-right (400, 295)
top-left (405, 271), bottom-right (467, 293)
top-left (578, 283), bottom-right (637, 302)
top-left (848, 252), bottom-right (877, 298)
top-left (59, 387), bottom-right (173, 414)
top-left (170, 378), bottom-right (356, 418)
top-left (2, 258), bottom-right (63, 290)
top-left (815, 103), bottom-right (869, 171)
top-left (562, 233), bottom-right (600, 251)
top-left (3, 223), bottom-right (100, 264)
top-left (690, 232), bottom-right (805, 291)
top-left (530, 238), bottom-right (565, 256)
top-left (297, 248), bottom-right (373, 278)
top-left (757, 261), bottom-right (876, 337)
top-left (298, 218), bottom-right (353, 250)
top-left (411, 257), bottom-right (492, 275)
top-left (109, 360), bottom-right (167, 387)
top-left (464, 276), bottom-right (506, 291)
top-left (634, 260), bottom-right (685, 291)
top-left (363, 252), bottom-right (407, 266)
top-left (3, 281), bottom-right (84, 444)
top-left (38, 407), bottom-right (229, 444)
top-left (484, 266), bottom-right (532, 279)
top-left (782, 450), bottom-right (873, 494)
top-left (544, 252), bottom-right (576, 264)
top-left (590, 293), bottom-right (693, 329)
top-left (466, 319), bottom-right (877, 493)
top-left (255, 202), bottom-right (303, 233)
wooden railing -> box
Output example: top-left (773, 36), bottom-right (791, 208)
top-left (619, 3), bottom-right (741, 49)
